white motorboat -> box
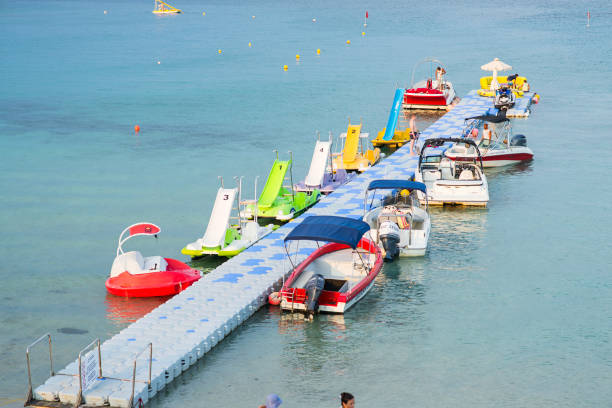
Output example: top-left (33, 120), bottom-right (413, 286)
top-left (415, 138), bottom-right (489, 207)
top-left (445, 114), bottom-right (534, 167)
top-left (363, 180), bottom-right (431, 261)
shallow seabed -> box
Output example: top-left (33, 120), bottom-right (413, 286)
top-left (1, 0), bottom-right (611, 406)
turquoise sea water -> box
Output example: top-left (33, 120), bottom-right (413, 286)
top-left (2, 0), bottom-right (612, 406)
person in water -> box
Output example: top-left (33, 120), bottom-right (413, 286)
top-left (258, 393), bottom-right (282, 408)
top-left (340, 392), bottom-right (355, 408)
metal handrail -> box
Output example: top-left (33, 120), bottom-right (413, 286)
top-left (128, 343), bottom-right (153, 408)
top-left (25, 333), bottom-right (54, 404)
top-left (75, 338), bottom-right (102, 407)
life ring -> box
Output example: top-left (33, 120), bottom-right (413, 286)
top-left (268, 291), bottom-right (281, 305)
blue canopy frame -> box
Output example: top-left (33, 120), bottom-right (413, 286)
top-left (284, 216), bottom-right (370, 249)
top-left (367, 179), bottom-right (427, 194)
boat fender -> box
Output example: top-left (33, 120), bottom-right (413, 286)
top-left (268, 291), bottom-right (281, 305)
top-left (304, 274), bottom-right (325, 316)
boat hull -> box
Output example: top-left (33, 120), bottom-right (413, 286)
top-left (403, 86), bottom-right (457, 110)
top-left (105, 258), bottom-right (200, 297)
top-left (445, 148), bottom-right (534, 168)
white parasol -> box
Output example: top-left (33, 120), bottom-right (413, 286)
top-left (481, 58), bottom-right (512, 90)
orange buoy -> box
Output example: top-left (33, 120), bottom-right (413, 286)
top-left (134, 125), bottom-right (140, 133)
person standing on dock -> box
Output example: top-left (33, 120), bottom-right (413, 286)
top-left (409, 115), bottom-right (418, 156)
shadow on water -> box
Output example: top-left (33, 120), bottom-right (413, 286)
top-left (188, 255), bottom-right (226, 274)
top-left (484, 160), bottom-right (534, 180)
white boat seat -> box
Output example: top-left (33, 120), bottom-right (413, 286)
top-left (440, 158), bottom-right (454, 180)
top-left (422, 170), bottom-right (441, 182)
top-left (110, 251), bottom-right (145, 278)
top-left (143, 256), bottom-right (167, 272)
top-left (459, 169), bottom-right (475, 180)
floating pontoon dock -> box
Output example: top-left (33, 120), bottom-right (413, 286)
top-left (26, 91), bottom-right (529, 407)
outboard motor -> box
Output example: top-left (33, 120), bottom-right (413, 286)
top-left (510, 134), bottom-right (527, 147)
top-left (379, 221), bottom-right (401, 262)
top-left (304, 274), bottom-right (325, 317)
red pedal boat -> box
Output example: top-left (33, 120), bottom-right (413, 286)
top-left (278, 216), bottom-right (382, 316)
top-left (106, 223), bottom-right (201, 297)
top-left (404, 58), bottom-right (457, 111)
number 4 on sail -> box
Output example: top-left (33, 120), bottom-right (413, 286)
top-left (153, 0), bottom-right (181, 14)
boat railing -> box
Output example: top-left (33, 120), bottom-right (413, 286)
top-left (280, 288), bottom-right (307, 312)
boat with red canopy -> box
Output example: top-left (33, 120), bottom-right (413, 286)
top-left (106, 223), bottom-right (201, 297)
top-left (278, 216), bottom-right (382, 317)
top-left (404, 58), bottom-right (458, 111)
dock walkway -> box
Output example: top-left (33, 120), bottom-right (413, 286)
top-left (31, 92), bottom-right (496, 407)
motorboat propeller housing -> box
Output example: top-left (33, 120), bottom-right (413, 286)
top-left (379, 221), bottom-right (401, 262)
top-left (304, 274), bottom-right (326, 316)
top-left (510, 134), bottom-right (527, 147)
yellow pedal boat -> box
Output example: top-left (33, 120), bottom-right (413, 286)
top-left (332, 122), bottom-right (380, 173)
top-left (371, 127), bottom-right (413, 149)
top-left (153, 0), bottom-right (181, 14)
top-left (477, 75), bottom-right (526, 97)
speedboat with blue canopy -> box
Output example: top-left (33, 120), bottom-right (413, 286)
top-left (415, 137), bottom-right (489, 207)
top-left (363, 180), bottom-right (431, 261)
top-left (278, 216), bottom-right (382, 317)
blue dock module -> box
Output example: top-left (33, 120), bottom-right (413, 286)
top-left (383, 88), bottom-right (405, 141)
top-left (26, 93), bottom-right (500, 408)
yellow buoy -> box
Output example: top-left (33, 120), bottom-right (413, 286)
top-left (248, 42), bottom-right (252, 47)
top-left (202, 11), bottom-right (206, 16)
top-left (346, 40), bottom-right (351, 44)
top-left (283, 65), bottom-right (288, 71)
top-left (218, 49), bottom-right (222, 54)
top-left (316, 48), bottom-right (321, 55)
top-left (296, 54), bottom-right (300, 60)
top-left (362, 31), bottom-right (365, 36)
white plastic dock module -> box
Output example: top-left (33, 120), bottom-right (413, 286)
top-left (32, 92), bottom-right (498, 407)
top-left (305, 140), bottom-right (331, 187)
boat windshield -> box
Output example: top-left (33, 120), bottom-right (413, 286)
top-left (382, 190), bottom-right (421, 209)
top-left (422, 154), bottom-right (441, 164)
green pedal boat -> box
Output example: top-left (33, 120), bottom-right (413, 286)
top-left (243, 151), bottom-right (320, 221)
